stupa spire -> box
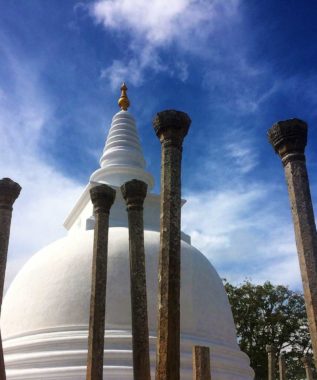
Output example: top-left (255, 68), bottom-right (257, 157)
top-left (90, 83), bottom-right (154, 190)
top-left (118, 82), bottom-right (130, 111)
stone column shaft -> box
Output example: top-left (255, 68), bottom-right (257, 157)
top-left (153, 110), bottom-right (191, 380)
top-left (302, 356), bottom-right (313, 380)
top-left (0, 332), bottom-right (6, 380)
top-left (286, 158), bottom-right (317, 359)
top-left (121, 179), bottom-right (151, 380)
top-left (266, 345), bottom-right (275, 380)
top-left (193, 346), bottom-right (211, 380)
top-left (268, 119), bottom-right (317, 365)
top-left (86, 184), bottom-right (115, 380)
top-left (0, 178), bottom-right (21, 308)
top-left (278, 354), bottom-right (286, 380)
top-left (0, 178), bottom-right (21, 380)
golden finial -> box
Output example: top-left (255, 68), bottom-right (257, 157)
top-left (118, 82), bottom-right (130, 111)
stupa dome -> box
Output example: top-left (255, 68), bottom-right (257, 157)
top-left (2, 228), bottom-right (253, 379)
top-left (1, 86), bottom-right (254, 379)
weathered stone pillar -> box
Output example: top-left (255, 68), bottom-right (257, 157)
top-left (0, 339), bottom-right (5, 380)
top-left (278, 354), bottom-right (286, 380)
top-left (193, 346), bottom-right (211, 380)
top-left (86, 184), bottom-right (116, 380)
top-left (268, 119), bottom-right (317, 365)
top-left (0, 178), bottom-right (21, 380)
top-left (0, 178), bottom-right (21, 308)
top-left (302, 356), bottom-right (313, 380)
top-left (153, 110), bottom-right (191, 380)
top-left (266, 345), bottom-right (275, 380)
top-left (121, 179), bottom-right (151, 380)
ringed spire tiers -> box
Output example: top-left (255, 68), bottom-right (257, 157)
top-left (90, 84), bottom-right (154, 190)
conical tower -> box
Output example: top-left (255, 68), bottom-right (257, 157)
top-left (90, 83), bottom-right (154, 189)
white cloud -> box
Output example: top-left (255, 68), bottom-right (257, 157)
top-left (90, 0), bottom-right (240, 88)
top-left (100, 46), bottom-right (168, 87)
top-left (4, 165), bottom-right (82, 290)
top-left (0, 87), bottom-right (6, 101)
top-left (91, 0), bottom-right (280, 115)
top-left (225, 141), bottom-right (258, 174)
top-left (0, 44), bottom-right (82, 290)
top-left (202, 60), bottom-right (280, 115)
top-left (182, 184), bottom-right (303, 289)
top-left (92, 0), bottom-right (238, 46)
top-left (171, 61), bottom-right (189, 82)
top-left (183, 186), bottom-right (267, 259)
top-left (101, 59), bottom-right (144, 87)
top-left (255, 255), bottom-right (301, 288)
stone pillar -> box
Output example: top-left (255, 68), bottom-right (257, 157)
top-left (193, 346), bottom-right (211, 380)
top-left (121, 179), bottom-right (151, 380)
top-left (302, 356), bottom-right (313, 380)
top-left (268, 119), bottom-right (317, 365)
top-left (0, 178), bottom-right (21, 380)
top-left (153, 110), bottom-right (191, 380)
top-left (86, 184), bottom-right (116, 380)
top-left (0, 178), bottom-right (21, 308)
top-left (0, 339), bottom-right (5, 380)
top-left (266, 345), bottom-right (275, 380)
top-left (278, 354), bottom-right (286, 380)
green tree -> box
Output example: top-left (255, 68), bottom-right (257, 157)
top-left (224, 280), bottom-right (314, 379)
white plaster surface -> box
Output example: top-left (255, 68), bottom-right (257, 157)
top-left (2, 229), bottom-right (254, 379)
top-left (90, 110), bottom-right (154, 190)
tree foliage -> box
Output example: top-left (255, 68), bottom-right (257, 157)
top-left (224, 280), bottom-right (315, 379)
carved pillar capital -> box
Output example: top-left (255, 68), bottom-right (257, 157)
top-left (0, 178), bottom-right (21, 210)
top-left (268, 118), bottom-right (307, 166)
top-left (90, 184), bottom-right (116, 214)
top-left (153, 109), bottom-right (191, 149)
top-left (121, 179), bottom-right (147, 211)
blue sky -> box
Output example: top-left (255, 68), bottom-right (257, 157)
top-left (1, 0), bottom-right (316, 289)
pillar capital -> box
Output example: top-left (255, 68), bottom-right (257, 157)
top-left (121, 179), bottom-right (147, 210)
top-left (268, 118), bottom-right (307, 166)
top-left (153, 109), bottom-right (191, 148)
top-left (90, 184), bottom-right (116, 214)
top-left (0, 178), bottom-right (21, 210)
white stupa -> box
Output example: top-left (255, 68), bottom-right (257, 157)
top-left (1, 85), bottom-right (254, 379)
